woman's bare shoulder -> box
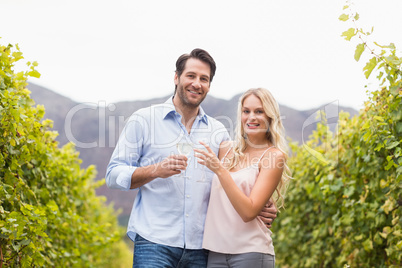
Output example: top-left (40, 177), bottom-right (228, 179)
top-left (259, 147), bottom-right (286, 169)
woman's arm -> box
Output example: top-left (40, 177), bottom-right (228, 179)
top-left (195, 142), bottom-right (284, 222)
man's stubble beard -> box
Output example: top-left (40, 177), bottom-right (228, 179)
top-left (177, 85), bottom-right (207, 109)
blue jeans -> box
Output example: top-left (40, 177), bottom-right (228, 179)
top-left (133, 234), bottom-right (208, 268)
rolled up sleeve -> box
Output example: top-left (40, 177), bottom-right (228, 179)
top-left (106, 113), bottom-right (145, 190)
top-left (106, 164), bottom-right (135, 190)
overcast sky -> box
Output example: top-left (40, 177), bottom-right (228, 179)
top-left (2, 0), bottom-right (402, 110)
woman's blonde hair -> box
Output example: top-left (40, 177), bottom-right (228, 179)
top-left (226, 88), bottom-right (291, 209)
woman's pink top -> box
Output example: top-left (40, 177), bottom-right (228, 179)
top-left (202, 147), bottom-right (275, 255)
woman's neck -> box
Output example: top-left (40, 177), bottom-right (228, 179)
top-left (245, 136), bottom-right (272, 149)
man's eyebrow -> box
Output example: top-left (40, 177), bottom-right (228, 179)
top-left (184, 71), bottom-right (210, 79)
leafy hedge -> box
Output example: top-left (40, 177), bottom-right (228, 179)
top-left (273, 6), bottom-right (401, 268)
top-left (0, 43), bottom-right (132, 267)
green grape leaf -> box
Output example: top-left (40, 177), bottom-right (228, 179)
top-left (354, 13), bottom-right (360, 21)
top-left (363, 57), bottom-right (378, 79)
top-left (341, 28), bottom-right (356, 41)
top-left (386, 141), bottom-right (399, 149)
top-left (338, 14), bottom-right (349, 21)
top-left (28, 70), bottom-right (41, 78)
top-left (354, 43), bottom-right (365, 62)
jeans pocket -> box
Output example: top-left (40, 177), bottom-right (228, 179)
top-left (134, 234), bottom-right (153, 245)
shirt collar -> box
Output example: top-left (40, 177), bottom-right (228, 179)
top-left (161, 97), bottom-right (177, 119)
top-left (197, 105), bottom-right (208, 124)
top-left (162, 96), bottom-right (209, 125)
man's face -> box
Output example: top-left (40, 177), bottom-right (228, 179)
top-left (174, 58), bottom-right (211, 108)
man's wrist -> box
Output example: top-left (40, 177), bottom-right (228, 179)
top-left (148, 164), bottom-right (159, 179)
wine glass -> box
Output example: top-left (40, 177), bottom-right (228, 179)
top-left (176, 141), bottom-right (193, 178)
top-left (193, 140), bottom-right (209, 183)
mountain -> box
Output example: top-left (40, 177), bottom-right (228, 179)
top-left (27, 83), bottom-right (358, 221)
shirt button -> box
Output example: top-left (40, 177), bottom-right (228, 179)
top-left (186, 214), bottom-right (189, 217)
top-left (186, 195), bottom-right (190, 198)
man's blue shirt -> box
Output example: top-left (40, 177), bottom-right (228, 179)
top-left (106, 97), bottom-right (230, 249)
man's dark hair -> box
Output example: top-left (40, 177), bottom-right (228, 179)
top-left (175, 48), bottom-right (216, 90)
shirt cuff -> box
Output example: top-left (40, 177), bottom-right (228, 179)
top-left (110, 165), bottom-right (136, 190)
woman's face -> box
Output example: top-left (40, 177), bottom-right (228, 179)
top-left (241, 94), bottom-right (270, 139)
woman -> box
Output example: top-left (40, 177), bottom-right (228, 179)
top-left (194, 88), bottom-right (291, 268)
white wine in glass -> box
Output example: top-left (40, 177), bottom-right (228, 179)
top-left (177, 142), bottom-right (193, 157)
top-left (176, 142), bottom-right (193, 178)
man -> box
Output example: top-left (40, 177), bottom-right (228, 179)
top-left (106, 48), bottom-right (277, 267)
